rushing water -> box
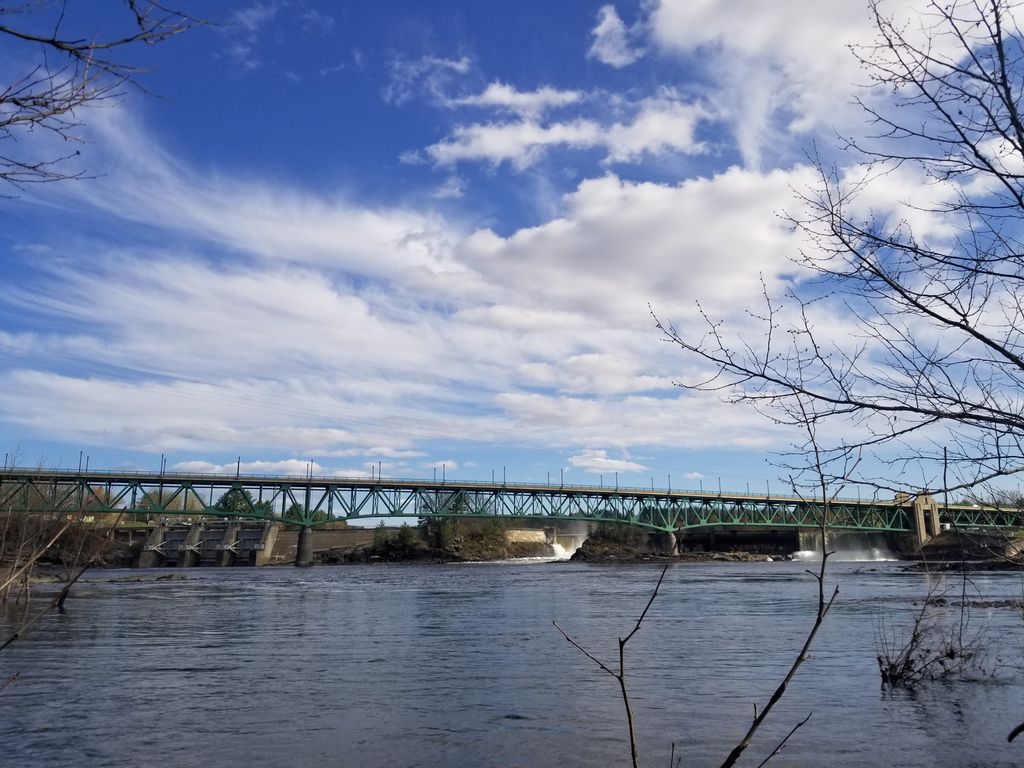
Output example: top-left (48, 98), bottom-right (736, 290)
top-left (2, 561), bottom-right (1024, 767)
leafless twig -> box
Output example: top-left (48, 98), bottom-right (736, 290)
top-left (554, 564), bottom-right (670, 768)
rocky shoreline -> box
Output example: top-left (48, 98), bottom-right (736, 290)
top-left (569, 548), bottom-right (782, 564)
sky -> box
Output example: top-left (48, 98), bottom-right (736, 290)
top-left (0, 0), bottom-right (944, 493)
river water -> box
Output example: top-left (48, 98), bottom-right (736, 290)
top-left (2, 560), bottom-right (1023, 767)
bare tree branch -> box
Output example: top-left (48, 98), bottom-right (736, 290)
top-left (0, 2), bottom-right (201, 187)
top-left (658, 0), bottom-right (1024, 496)
top-left (554, 564), bottom-right (669, 768)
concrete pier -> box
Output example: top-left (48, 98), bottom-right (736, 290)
top-left (219, 523), bottom-right (239, 567)
top-left (295, 526), bottom-right (314, 567)
top-left (178, 524), bottom-right (202, 568)
top-left (652, 530), bottom-right (678, 556)
top-left (912, 494), bottom-right (941, 548)
top-left (137, 526), bottom-right (167, 568)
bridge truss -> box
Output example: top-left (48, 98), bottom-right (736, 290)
top-left (1, 469), bottom-right (1020, 534)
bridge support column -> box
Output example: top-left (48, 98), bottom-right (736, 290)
top-left (179, 524), bottom-right (203, 568)
top-left (219, 524), bottom-right (239, 567)
top-left (295, 526), bottom-right (314, 567)
top-left (652, 531), bottom-right (678, 556)
top-left (912, 494), bottom-right (941, 548)
top-left (254, 523), bottom-right (279, 566)
top-left (136, 526), bottom-right (167, 568)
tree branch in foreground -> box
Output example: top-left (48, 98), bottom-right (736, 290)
top-left (554, 563), bottom-right (669, 768)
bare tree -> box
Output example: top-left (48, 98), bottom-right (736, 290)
top-left (554, 397), bottom-right (846, 767)
top-left (657, 0), bottom-right (1024, 496)
top-left (655, 0), bottom-right (1024, 744)
top-left (0, 1), bottom-right (199, 187)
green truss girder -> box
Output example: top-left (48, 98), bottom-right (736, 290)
top-left (2, 469), bottom-right (1022, 534)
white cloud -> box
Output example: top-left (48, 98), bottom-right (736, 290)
top-left (425, 118), bottom-right (601, 169)
top-left (2, 117), bottom-right (821, 462)
top-left (458, 167), bottom-right (810, 323)
top-left (53, 112), bottom-right (464, 284)
top-left (518, 353), bottom-right (670, 396)
top-left (642, 0), bottom-right (946, 169)
top-left (587, 5), bottom-right (643, 68)
top-left (172, 459), bottom-right (323, 476)
top-left (383, 54), bottom-right (472, 106)
top-left (568, 449), bottom-right (647, 474)
top-left (446, 82), bottom-right (583, 118)
top-left (423, 93), bottom-right (706, 169)
top-left (425, 460), bottom-right (459, 471)
top-left (603, 95), bottom-right (708, 162)
top-left (233, 2), bottom-right (279, 34)
top-left (227, 2), bottom-right (280, 70)
top-left (300, 9), bottom-right (335, 33)
top-left (432, 174), bottom-right (465, 199)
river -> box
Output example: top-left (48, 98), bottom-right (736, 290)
top-left (1, 560), bottom-right (1023, 767)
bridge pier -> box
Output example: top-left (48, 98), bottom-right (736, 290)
top-left (137, 526), bottom-right (167, 568)
top-left (219, 523), bottom-right (239, 567)
top-left (179, 524), bottom-right (203, 568)
top-left (652, 531), bottom-right (678, 556)
top-left (911, 494), bottom-right (941, 549)
top-left (295, 526), bottom-right (314, 567)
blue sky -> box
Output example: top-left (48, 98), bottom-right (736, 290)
top-left (0, 1), bottom-right (942, 492)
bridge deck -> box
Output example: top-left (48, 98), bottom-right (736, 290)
top-left (1, 469), bottom-right (1019, 533)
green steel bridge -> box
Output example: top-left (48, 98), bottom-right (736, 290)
top-left (0, 468), bottom-right (1020, 534)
